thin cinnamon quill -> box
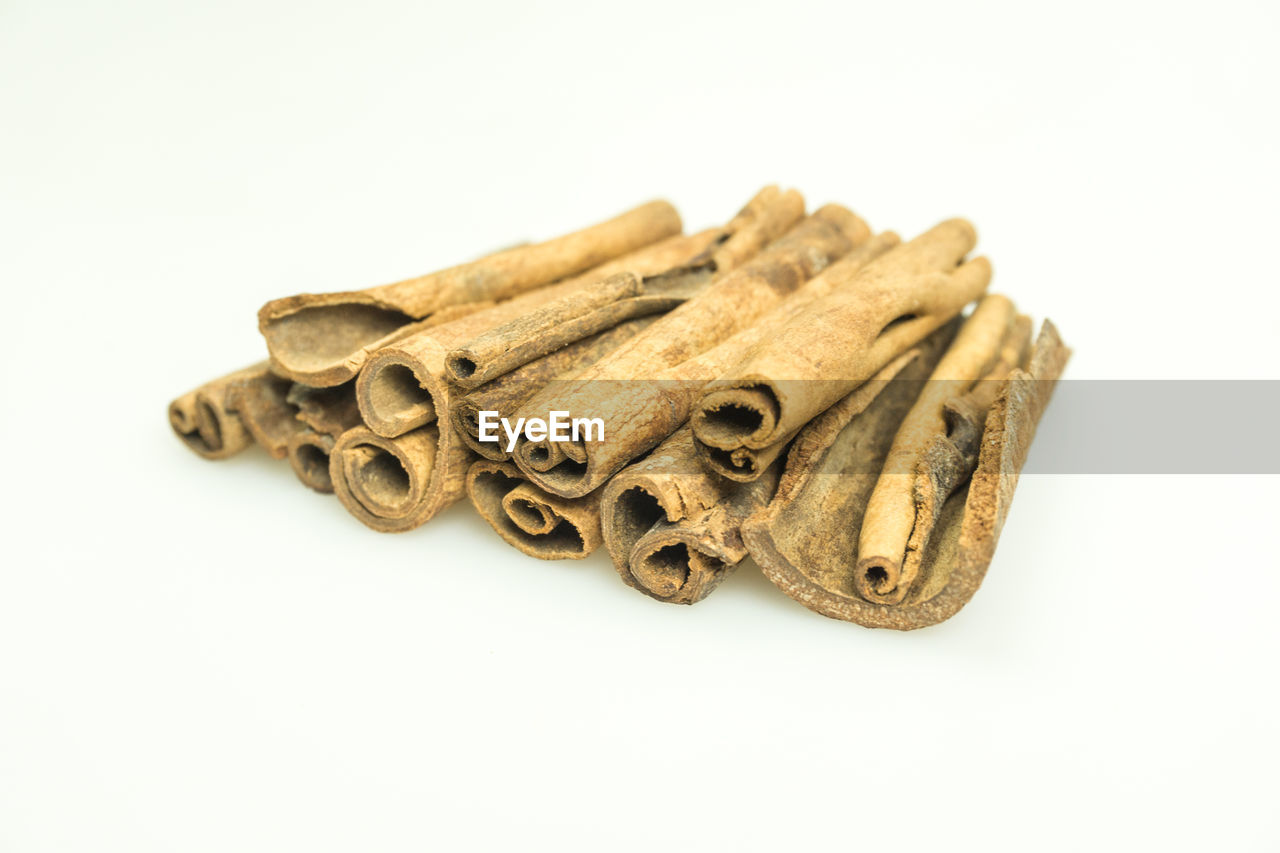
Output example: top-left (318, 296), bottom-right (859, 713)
top-left (259, 200), bottom-right (682, 386)
top-left (445, 187), bottom-right (805, 389)
top-left (692, 219), bottom-right (992, 482)
top-left (511, 206), bottom-right (872, 499)
top-left (742, 320), bottom-right (1069, 630)
top-left (169, 362), bottom-right (270, 460)
top-left (854, 296), bottom-right (1032, 605)
top-left (467, 460), bottom-right (603, 559)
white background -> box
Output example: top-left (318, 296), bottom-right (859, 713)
top-left (2, 1), bottom-right (1278, 850)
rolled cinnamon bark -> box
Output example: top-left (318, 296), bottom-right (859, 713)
top-left (692, 219), bottom-right (992, 481)
top-left (356, 229), bottom-right (725, 438)
top-left (511, 206), bottom-right (873, 498)
top-left (742, 319), bottom-right (1069, 630)
top-left (260, 200), bottom-right (682, 386)
top-left (327, 425), bottom-right (466, 532)
top-left (339, 230), bottom-right (731, 532)
top-left (601, 335), bottom-right (919, 605)
top-left (287, 429), bottom-right (338, 493)
top-left (224, 370), bottom-right (302, 459)
top-left (467, 460), bottom-right (602, 559)
top-left (286, 383), bottom-right (363, 438)
top-left (599, 427), bottom-right (781, 604)
top-left (283, 383), bottom-right (364, 493)
top-left (445, 187), bottom-right (805, 388)
top-left (451, 316), bottom-right (659, 461)
top-left (854, 296), bottom-right (1032, 604)
top-left (169, 362), bottom-right (269, 460)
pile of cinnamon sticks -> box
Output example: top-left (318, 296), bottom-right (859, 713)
top-left (170, 187), bottom-right (1068, 629)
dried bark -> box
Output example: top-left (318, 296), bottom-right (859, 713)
top-left (259, 200), bottom-right (682, 386)
top-left (692, 219), bottom-right (992, 481)
top-left (599, 427), bottom-right (781, 604)
top-left (511, 206), bottom-right (873, 499)
top-left (287, 429), bottom-right (338, 493)
top-left (286, 383), bottom-right (362, 438)
top-left (224, 370), bottom-right (302, 459)
top-left (467, 460), bottom-right (602, 559)
top-left (855, 297), bottom-right (1032, 604)
top-left (169, 362), bottom-right (270, 460)
top-left (356, 229), bottom-right (726, 438)
top-left (451, 317), bottom-right (659, 461)
top-left (327, 425), bottom-right (470, 532)
top-left (742, 320), bottom-right (1069, 630)
top-left (283, 383), bottom-right (363, 493)
top-left (445, 187), bottom-right (804, 389)
top-left (338, 190), bottom-right (802, 533)
top-left (334, 230), bottom-right (736, 533)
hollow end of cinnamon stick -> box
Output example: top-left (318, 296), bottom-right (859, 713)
top-left (467, 461), bottom-right (600, 560)
top-left (169, 370), bottom-right (258, 460)
top-left (447, 353), bottom-right (479, 382)
top-left (452, 397), bottom-right (508, 461)
top-left (169, 393), bottom-right (230, 458)
top-left (356, 351), bottom-right (438, 438)
top-left (330, 426), bottom-right (439, 532)
top-left (693, 384), bottom-right (779, 450)
top-left (853, 554), bottom-right (908, 605)
top-left (287, 430), bottom-right (337, 493)
top-left (698, 444), bottom-right (763, 482)
top-left (629, 540), bottom-right (727, 603)
top-left (514, 437), bottom-right (572, 474)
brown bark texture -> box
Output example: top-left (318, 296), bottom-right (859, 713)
top-left (741, 319), bottom-right (1069, 629)
top-left (467, 460), bottom-right (603, 560)
top-left (169, 188), bottom-right (1069, 629)
top-left (691, 219), bottom-right (991, 482)
top-left (444, 187), bottom-right (804, 389)
top-left (259, 200), bottom-right (682, 386)
top-left (510, 205), bottom-right (872, 499)
top-left (170, 362), bottom-right (272, 460)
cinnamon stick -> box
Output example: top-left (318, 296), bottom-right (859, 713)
top-left (327, 425), bottom-right (462, 532)
top-left (328, 229), bottom-right (728, 531)
top-left (169, 362), bottom-right (269, 460)
top-left (691, 219), bottom-right (992, 481)
top-left (331, 239), bottom-right (714, 531)
top-left (450, 317), bottom-right (659, 461)
top-left (283, 383), bottom-right (363, 493)
top-left (511, 206), bottom-right (872, 498)
top-left (224, 370), bottom-right (302, 459)
top-left (444, 187), bottom-right (805, 389)
top-left (467, 460), bottom-right (602, 559)
top-left (854, 296), bottom-right (1032, 604)
top-left (599, 426), bottom-right (781, 604)
top-left (356, 229), bottom-right (726, 438)
top-left (742, 320), bottom-right (1069, 630)
top-left (259, 200), bottom-right (682, 386)
top-left (287, 429), bottom-right (338, 493)
top-left (286, 383), bottom-right (363, 438)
